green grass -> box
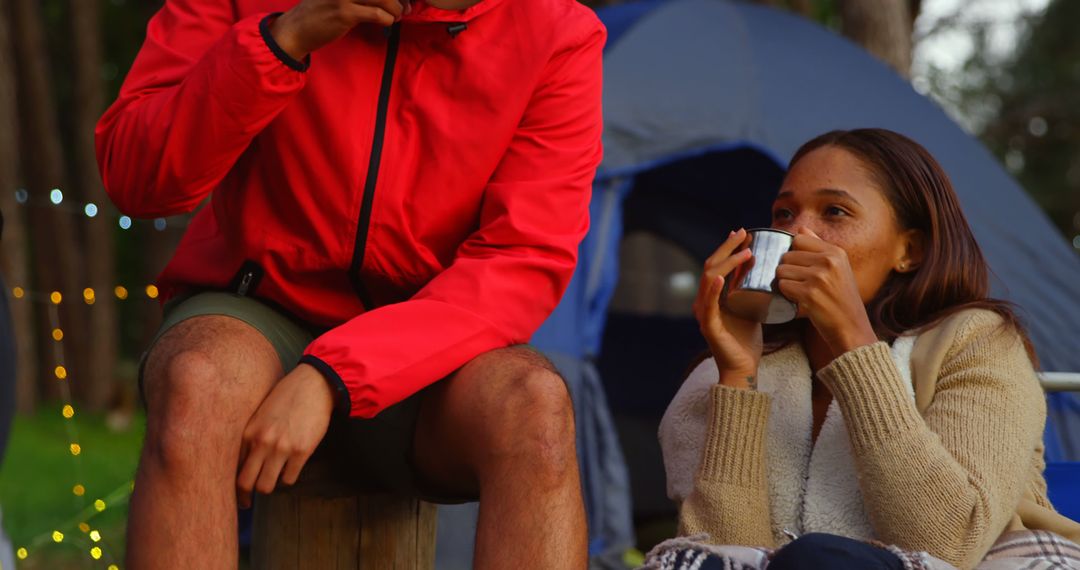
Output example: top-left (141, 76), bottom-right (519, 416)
top-left (0, 404), bottom-right (144, 569)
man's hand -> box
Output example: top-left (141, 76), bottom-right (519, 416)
top-left (270, 0), bottom-right (411, 61)
top-left (236, 363), bottom-right (336, 508)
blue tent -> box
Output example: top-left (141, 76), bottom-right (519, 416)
top-left (535, 0), bottom-right (1080, 556)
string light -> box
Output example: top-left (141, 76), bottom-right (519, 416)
top-left (49, 188), bottom-right (63, 205)
top-left (14, 188), bottom-right (27, 203)
top-left (118, 215), bottom-right (132, 230)
top-left (9, 284), bottom-right (162, 303)
top-left (84, 203), bottom-right (98, 217)
top-left (17, 480), bottom-right (134, 565)
top-left (154, 217), bottom-right (167, 231)
top-left (7, 278), bottom-right (162, 566)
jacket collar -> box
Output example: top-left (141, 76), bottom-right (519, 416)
top-left (404, 0), bottom-right (507, 23)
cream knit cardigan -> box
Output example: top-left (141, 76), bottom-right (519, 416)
top-left (659, 309), bottom-right (1080, 569)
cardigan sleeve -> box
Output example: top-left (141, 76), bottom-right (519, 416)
top-left (818, 310), bottom-right (1045, 569)
top-left (677, 384), bottom-right (778, 548)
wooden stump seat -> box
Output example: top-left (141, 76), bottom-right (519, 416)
top-left (251, 452), bottom-right (437, 569)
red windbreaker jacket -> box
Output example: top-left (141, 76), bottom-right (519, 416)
top-left (96, 0), bottom-right (605, 418)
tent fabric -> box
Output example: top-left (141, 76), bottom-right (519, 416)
top-left (597, 0), bottom-right (1080, 375)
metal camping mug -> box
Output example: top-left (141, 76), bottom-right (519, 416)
top-left (722, 228), bottom-right (798, 324)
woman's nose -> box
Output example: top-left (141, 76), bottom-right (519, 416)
top-left (786, 216), bottom-right (819, 235)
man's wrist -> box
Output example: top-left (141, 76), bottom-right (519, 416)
top-left (265, 12), bottom-right (311, 69)
top-left (297, 356), bottom-right (351, 418)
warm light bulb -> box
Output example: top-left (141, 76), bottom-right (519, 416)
top-left (12, 286), bottom-right (24, 299)
top-left (145, 284), bottom-right (159, 299)
top-left (90, 530), bottom-right (101, 542)
top-left (83, 288), bottom-right (96, 304)
top-left (52, 328), bottom-right (63, 341)
top-left (108, 565), bottom-right (119, 570)
top-left (79, 522), bottom-right (90, 532)
top-left (50, 291), bottom-right (62, 304)
top-left (114, 286), bottom-right (128, 300)
top-left (52, 531), bottom-right (64, 543)
top-left (73, 484), bottom-right (85, 496)
top-left (94, 499), bottom-right (106, 512)
top-left (55, 365), bottom-right (68, 380)
top-left (63, 405), bottom-right (75, 419)
top-left (17, 547), bottom-right (28, 559)
top-left (90, 546), bottom-right (102, 559)
top-left (70, 443), bottom-right (82, 455)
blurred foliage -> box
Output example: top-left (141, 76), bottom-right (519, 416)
top-left (920, 0), bottom-right (1079, 242)
top-left (980, 0), bottom-right (1080, 242)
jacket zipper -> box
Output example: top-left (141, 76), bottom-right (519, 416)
top-left (348, 23), bottom-right (402, 309)
top-left (237, 271), bottom-right (255, 296)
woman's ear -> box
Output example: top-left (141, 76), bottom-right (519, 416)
top-left (895, 229), bottom-right (925, 273)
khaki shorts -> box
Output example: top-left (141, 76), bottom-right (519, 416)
top-left (139, 291), bottom-right (472, 502)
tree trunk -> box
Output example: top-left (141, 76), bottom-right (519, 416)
top-left (10, 0), bottom-right (89, 403)
top-left (838, 0), bottom-right (914, 78)
top-left (70, 0), bottom-right (119, 412)
top-left (0, 2), bottom-right (37, 414)
top-left (138, 222), bottom-right (175, 350)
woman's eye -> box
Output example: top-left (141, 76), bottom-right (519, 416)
top-left (825, 206), bottom-right (848, 217)
top-left (772, 209), bottom-right (793, 221)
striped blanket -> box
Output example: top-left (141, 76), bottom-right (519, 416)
top-left (639, 530), bottom-right (1080, 570)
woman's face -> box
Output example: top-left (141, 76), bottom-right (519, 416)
top-left (770, 146), bottom-right (913, 304)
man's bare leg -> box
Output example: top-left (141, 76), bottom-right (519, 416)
top-left (126, 316), bottom-right (282, 570)
top-left (412, 347), bottom-right (588, 569)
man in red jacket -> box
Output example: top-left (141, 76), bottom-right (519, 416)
top-left (96, 0), bottom-right (605, 567)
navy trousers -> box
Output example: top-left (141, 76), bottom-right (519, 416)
top-left (768, 533), bottom-right (905, 570)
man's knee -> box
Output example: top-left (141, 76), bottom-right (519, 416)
top-left (142, 349), bottom-right (237, 470)
top-left (475, 354), bottom-right (576, 479)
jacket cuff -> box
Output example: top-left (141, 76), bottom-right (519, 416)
top-left (817, 342), bottom-right (923, 450)
top-left (698, 384), bottom-right (770, 487)
top-left (260, 13), bottom-right (310, 72)
top-left (299, 354), bottom-right (351, 418)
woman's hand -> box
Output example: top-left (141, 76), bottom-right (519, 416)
top-left (693, 228), bottom-right (763, 389)
top-left (775, 228), bottom-right (878, 358)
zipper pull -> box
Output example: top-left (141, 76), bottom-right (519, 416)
top-left (237, 271), bottom-right (255, 296)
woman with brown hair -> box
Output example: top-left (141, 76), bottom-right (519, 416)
top-left (650, 129), bottom-right (1080, 569)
